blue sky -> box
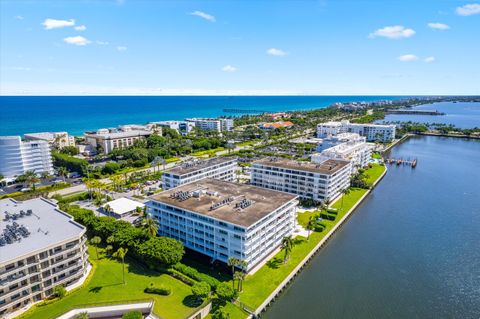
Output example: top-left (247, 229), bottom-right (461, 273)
top-left (1, 0), bottom-right (479, 95)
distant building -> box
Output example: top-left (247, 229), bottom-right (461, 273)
top-left (317, 120), bottom-right (396, 142)
top-left (24, 132), bottom-right (75, 149)
top-left (162, 157), bottom-right (237, 190)
top-left (259, 121), bottom-right (294, 130)
top-left (185, 118), bottom-right (234, 133)
top-left (151, 121), bottom-right (194, 135)
top-left (102, 197), bottom-right (145, 219)
top-left (251, 157), bottom-right (351, 202)
top-left (84, 125), bottom-right (156, 155)
top-left (0, 198), bottom-right (88, 316)
top-left (146, 179), bottom-right (298, 271)
top-left (0, 136), bottom-right (54, 181)
top-left (264, 112), bottom-right (290, 120)
top-left (312, 133), bottom-right (373, 172)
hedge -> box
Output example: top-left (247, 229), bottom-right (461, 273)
top-left (171, 263), bottom-right (220, 290)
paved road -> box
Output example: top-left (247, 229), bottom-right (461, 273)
top-left (47, 132), bottom-right (310, 197)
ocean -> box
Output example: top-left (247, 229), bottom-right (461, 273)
top-left (0, 96), bottom-right (401, 136)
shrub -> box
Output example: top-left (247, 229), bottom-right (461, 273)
top-left (52, 151), bottom-right (88, 176)
top-left (212, 307), bottom-right (230, 319)
top-left (54, 285), bottom-right (66, 299)
top-left (191, 281), bottom-right (211, 301)
top-left (215, 282), bottom-right (237, 302)
top-left (172, 263), bottom-right (220, 290)
top-left (122, 311), bottom-right (142, 319)
top-left (168, 269), bottom-right (197, 286)
top-left (144, 284), bottom-right (171, 296)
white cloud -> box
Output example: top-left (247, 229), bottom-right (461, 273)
top-left (42, 18), bottom-right (75, 30)
top-left (221, 65), bottom-right (237, 72)
top-left (117, 46), bottom-right (127, 51)
top-left (63, 36), bottom-right (91, 46)
top-left (267, 48), bottom-right (288, 57)
top-left (424, 56), bottom-right (436, 63)
top-left (15, 15), bottom-right (24, 20)
top-left (96, 40), bottom-right (109, 45)
top-left (369, 25), bottom-right (416, 39)
top-left (190, 11), bottom-right (216, 22)
top-left (428, 22), bottom-right (450, 30)
top-left (74, 25), bottom-right (86, 31)
top-left (398, 54), bottom-right (419, 62)
top-left (456, 3), bottom-right (480, 16)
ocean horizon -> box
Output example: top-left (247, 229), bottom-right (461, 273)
top-left (1, 95), bottom-right (404, 136)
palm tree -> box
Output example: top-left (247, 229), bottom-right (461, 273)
top-left (237, 259), bottom-right (248, 272)
top-left (143, 217), bottom-right (158, 237)
top-left (22, 170), bottom-right (40, 191)
top-left (40, 171), bottom-right (52, 181)
top-left (113, 247), bottom-right (128, 285)
top-left (341, 188), bottom-right (351, 208)
top-left (90, 236), bottom-right (102, 259)
top-left (323, 197), bottom-right (331, 208)
top-left (103, 204), bottom-right (112, 217)
top-left (233, 271), bottom-right (244, 292)
top-left (306, 216), bottom-right (316, 241)
top-left (58, 166), bottom-right (68, 182)
top-left (227, 257), bottom-right (239, 289)
top-left (281, 236), bottom-right (294, 264)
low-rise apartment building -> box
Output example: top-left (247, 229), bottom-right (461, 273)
top-left (0, 198), bottom-right (88, 316)
top-left (84, 127), bottom-right (152, 154)
top-left (185, 118), bottom-right (234, 132)
top-left (162, 157), bottom-right (237, 190)
top-left (146, 179), bottom-right (298, 271)
top-left (0, 136), bottom-right (54, 181)
top-left (317, 120), bottom-right (396, 142)
top-left (251, 157), bottom-right (351, 202)
top-left (312, 133), bottom-right (373, 171)
top-left (24, 132), bottom-right (75, 149)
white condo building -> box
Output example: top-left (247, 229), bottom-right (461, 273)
top-left (147, 179), bottom-right (298, 271)
top-left (24, 132), bottom-right (75, 149)
top-left (0, 198), bottom-right (88, 316)
top-left (317, 120), bottom-right (396, 142)
top-left (162, 157), bottom-right (237, 190)
top-left (151, 121), bottom-right (194, 135)
top-left (312, 133), bottom-right (373, 172)
top-left (251, 157), bottom-right (351, 202)
top-left (0, 136), bottom-right (54, 181)
top-left (185, 118), bottom-right (234, 132)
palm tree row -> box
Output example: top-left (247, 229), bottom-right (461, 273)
top-left (227, 257), bottom-right (247, 291)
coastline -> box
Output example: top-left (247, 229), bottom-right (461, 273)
top-left (247, 167), bottom-right (388, 318)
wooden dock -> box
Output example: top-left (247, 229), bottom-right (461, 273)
top-left (384, 157), bottom-right (417, 168)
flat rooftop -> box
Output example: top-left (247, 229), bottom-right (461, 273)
top-left (253, 157), bottom-right (350, 175)
top-left (149, 179), bottom-right (297, 228)
top-left (0, 198), bottom-right (85, 264)
top-left (165, 157), bottom-right (236, 176)
top-left (85, 130), bottom-right (151, 139)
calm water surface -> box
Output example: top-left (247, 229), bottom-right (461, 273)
top-left (377, 102), bottom-right (480, 128)
top-left (263, 136), bottom-right (480, 319)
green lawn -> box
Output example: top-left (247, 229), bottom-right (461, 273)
top-left (239, 187), bottom-right (369, 309)
top-left (371, 153), bottom-right (382, 159)
top-left (205, 302), bottom-right (249, 319)
top-left (19, 247), bottom-right (202, 319)
top-left (364, 164), bottom-right (386, 185)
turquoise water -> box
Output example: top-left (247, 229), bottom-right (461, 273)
top-left (263, 136), bottom-right (480, 319)
top-left (0, 96), bottom-right (400, 136)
